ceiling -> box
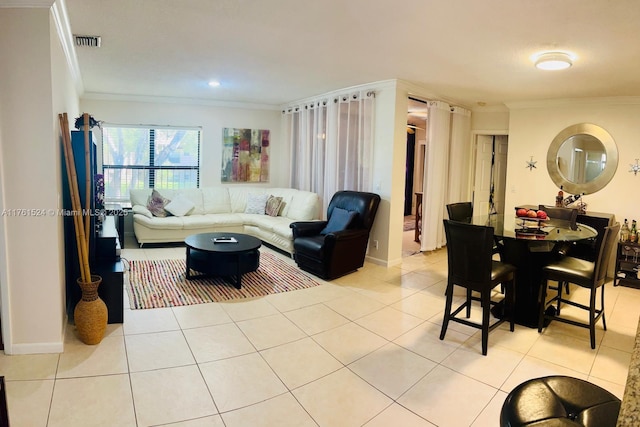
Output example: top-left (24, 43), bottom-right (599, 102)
top-left (18, 1), bottom-right (640, 109)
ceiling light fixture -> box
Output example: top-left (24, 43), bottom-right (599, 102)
top-left (534, 52), bottom-right (573, 71)
top-left (208, 81), bottom-right (221, 87)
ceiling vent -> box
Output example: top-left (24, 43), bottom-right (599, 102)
top-left (74, 35), bottom-right (101, 48)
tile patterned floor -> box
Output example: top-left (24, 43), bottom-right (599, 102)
top-left (2, 232), bottom-right (639, 426)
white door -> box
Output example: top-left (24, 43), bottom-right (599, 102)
top-left (493, 135), bottom-right (509, 214)
top-left (472, 135), bottom-right (508, 216)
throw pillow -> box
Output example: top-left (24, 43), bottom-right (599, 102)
top-left (265, 195), bottom-right (283, 217)
top-left (244, 193), bottom-right (269, 215)
top-left (320, 207), bottom-right (358, 235)
top-left (164, 193), bottom-right (196, 217)
top-left (147, 189), bottom-right (170, 217)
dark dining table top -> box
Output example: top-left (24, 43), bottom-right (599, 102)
top-left (469, 213), bottom-right (598, 242)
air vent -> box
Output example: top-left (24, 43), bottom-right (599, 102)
top-left (74, 35), bottom-right (101, 48)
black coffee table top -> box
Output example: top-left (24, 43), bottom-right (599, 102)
top-left (185, 232), bottom-right (261, 254)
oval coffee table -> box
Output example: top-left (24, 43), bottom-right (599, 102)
top-left (185, 232), bottom-right (261, 289)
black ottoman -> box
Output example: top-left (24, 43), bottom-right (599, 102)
top-left (500, 376), bottom-right (621, 427)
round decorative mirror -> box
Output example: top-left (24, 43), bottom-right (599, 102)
top-left (547, 123), bottom-right (618, 195)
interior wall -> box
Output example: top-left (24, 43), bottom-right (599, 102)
top-left (0, 7), bottom-right (78, 354)
top-left (79, 99), bottom-right (285, 188)
top-left (505, 98), bottom-right (640, 222)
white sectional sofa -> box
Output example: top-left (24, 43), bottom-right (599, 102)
top-left (130, 187), bottom-right (321, 254)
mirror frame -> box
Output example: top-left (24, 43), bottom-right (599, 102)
top-left (547, 123), bottom-right (618, 195)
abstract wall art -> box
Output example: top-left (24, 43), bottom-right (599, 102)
top-left (221, 128), bottom-right (270, 182)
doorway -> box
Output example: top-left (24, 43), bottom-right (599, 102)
top-left (472, 134), bottom-right (508, 216)
top-left (403, 97), bottom-right (428, 256)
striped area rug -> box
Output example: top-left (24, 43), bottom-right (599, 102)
top-left (127, 252), bottom-right (321, 309)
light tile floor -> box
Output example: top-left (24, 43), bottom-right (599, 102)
top-left (2, 231), bottom-right (639, 426)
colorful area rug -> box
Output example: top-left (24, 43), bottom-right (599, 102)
top-left (127, 252), bottom-right (321, 309)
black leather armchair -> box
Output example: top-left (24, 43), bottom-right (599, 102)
top-left (290, 191), bottom-right (381, 280)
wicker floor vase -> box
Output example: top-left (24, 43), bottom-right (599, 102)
top-left (74, 275), bottom-right (108, 345)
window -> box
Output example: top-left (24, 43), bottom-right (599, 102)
top-left (102, 125), bottom-right (201, 204)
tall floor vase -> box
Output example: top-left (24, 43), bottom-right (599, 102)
top-left (74, 275), bottom-right (108, 345)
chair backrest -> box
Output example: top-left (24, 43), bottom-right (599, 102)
top-left (447, 202), bottom-right (473, 222)
top-left (593, 222), bottom-right (621, 285)
top-left (327, 191), bottom-right (381, 231)
top-left (539, 205), bottom-right (578, 222)
top-left (443, 219), bottom-right (495, 289)
top-left (540, 205), bottom-right (578, 230)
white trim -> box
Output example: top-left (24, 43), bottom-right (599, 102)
top-left (102, 123), bottom-right (203, 131)
top-left (0, 1), bottom-right (54, 7)
top-left (281, 79), bottom-right (396, 108)
top-left (51, 0), bottom-right (83, 95)
top-left (9, 341), bottom-right (64, 355)
top-left (82, 92), bottom-right (280, 111)
top-left (505, 96), bottom-right (640, 110)
top-left (0, 138), bottom-right (10, 355)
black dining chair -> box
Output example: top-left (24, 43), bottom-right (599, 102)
top-left (447, 201), bottom-right (503, 257)
top-left (539, 205), bottom-right (578, 228)
top-left (539, 204), bottom-right (580, 296)
top-left (537, 222), bottom-right (620, 349)
top-left (446, 202), bottom-right (473, 222)
top-left (441, 219), bottom-right (517, 355)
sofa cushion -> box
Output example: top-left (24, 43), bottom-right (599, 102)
top-left (132, 204), bottom-right (153, 218)
top-left (133, 214), bottom-right (184, 230)
top-left (202, 187), bottom-right (231, 214)
top-left (130, 189), bottom-right (152, 207)
top-left (164, 193), bottom-right (195, 217)
top-left (175, 188), bottom-right (205, 215)
top-left (181, 214), bottom-right (244, 229)
top-left (245, 193), bottom-right (269, 214)
top-left (283, 190), bottom-right (320, 220)
top-left (321, 207), bottom-right (357, 234)
top-left (147, 189), bottom-right (171, 217)
top-left (265, 195), bottom-right (283, 217)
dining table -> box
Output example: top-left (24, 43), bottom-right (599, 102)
top-left (470, 213), bottom-right (598, 328)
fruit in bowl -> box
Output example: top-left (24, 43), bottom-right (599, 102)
top-left (526, 209), bottom-right (538, 218)
top-left (537, 210), bottom-right (548, 219)
top-left (516, 208), bottom-right (528, 217)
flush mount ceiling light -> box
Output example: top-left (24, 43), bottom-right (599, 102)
top-left (534, 52), bottom-right (574, 70)
top-left (208, 81), bottom-right (221, 87)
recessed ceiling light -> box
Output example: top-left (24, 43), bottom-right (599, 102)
top-left (534, 52), bottom-right (574, 70)
top-left (208, 81), bottom-right (221, 87)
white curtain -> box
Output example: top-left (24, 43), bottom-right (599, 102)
top-left (421, 101), bottom-right (452, 251)
top-left (448, 106), bottom-right (471, 204)
top-left (285, 91), bottom-right (375, 214)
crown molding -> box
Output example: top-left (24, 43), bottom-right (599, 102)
top-left (0, 0), bottom-right (53, 7)
top-left (51, 0), bottom-right (83, 95)
top-left (281, 79), bottom-right (397, 108)
top-left (81, 92), bottom-right (281, 111)
top-left (505, 96), bottom-right (640, 110)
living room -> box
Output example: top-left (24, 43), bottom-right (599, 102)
top-left (2, 1), bottom-right (640, 425)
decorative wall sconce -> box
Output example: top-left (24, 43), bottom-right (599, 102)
top-left (630, 159), bottom-right (640, 176)
top-left (526, 156), bottom-right (537, 171)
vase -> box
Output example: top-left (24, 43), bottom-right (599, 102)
top-left (74, 275), bottom-right (108, 345)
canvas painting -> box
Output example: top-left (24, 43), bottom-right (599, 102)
top-left (221, 128), bottom-right (270, 182)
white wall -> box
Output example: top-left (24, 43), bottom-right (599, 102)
top-left (471, 109), bottom-right (510, 132)
top-left (84, 81), bottom-right (410, 267)
top-left (505, 98), bottom-right (640, 223)
top-left (0, 7), bottom-right (78, 354)
top-left (79, 98), bottom-right (285, 187)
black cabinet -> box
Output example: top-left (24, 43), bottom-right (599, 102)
top-left (62, 131), bottom-right (124, 323)
top-left (62, 131), bottom-right (97, 318)
top-left (94, 215), bottom-right (124, 323)
top-left (615, 241), bottom-right (640, 288)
